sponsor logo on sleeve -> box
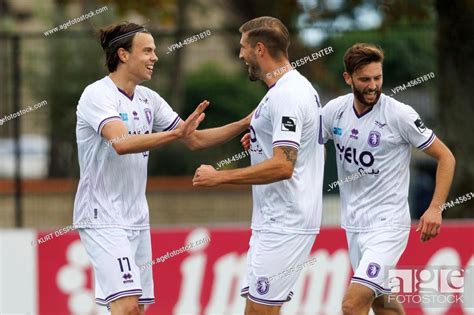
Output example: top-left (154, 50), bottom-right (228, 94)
top-left (414, 117), bottom-right (426, 133)
top-left (281, 116), bottom-right (296, 132)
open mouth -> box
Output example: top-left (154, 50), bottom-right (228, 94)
top-left (146, 65), bottom-right (154, 71)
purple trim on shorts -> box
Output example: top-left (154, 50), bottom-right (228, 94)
top-left (352, 276), bottom-right (391, 293)
top-left (163, 116), bottom-right (181, 131)
top-left (96, 289), bottom-right (142, 305)
top-left (138, 297), bottom-right (155, 304)
top-left (97, 116), bottom-right (121, 134)
top-left (417, 132), bottom-right (435, 150)
top-left (247, 292), bottom-right (293, 306)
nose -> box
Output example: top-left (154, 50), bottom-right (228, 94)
top-left (239, 49), bottom-right (244, 61)
top-left (151, 51), bottom-right (158, 62)
top-left (368, 79), bottom-right (377, 90)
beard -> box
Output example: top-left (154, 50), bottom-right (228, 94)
top-left (245, 56), bottom-right (261, 81)
top-left (353, 85), bottom-right (382, 107)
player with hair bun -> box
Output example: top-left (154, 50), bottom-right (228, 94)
top-left (74, 22), bottom-right (251, 314)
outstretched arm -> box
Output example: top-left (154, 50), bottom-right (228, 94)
top-left (102, 101), bottom-right (208, 154)
top-left (181, 106), bottom-right (253, 151)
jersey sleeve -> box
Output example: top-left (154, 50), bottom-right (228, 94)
top-left (321, 101), bottom-right (335, 143)
top-left (77, 86), bottom-right (121, 135)
top-left (396, 104), bottom-right (436, 150)
top-left (151, 93), bottom-right (182, 132)
top-left (270, 96), bottom-right (305, 151)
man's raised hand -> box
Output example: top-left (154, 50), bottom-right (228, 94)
top-left (176, 100), bottom-right (209, 138)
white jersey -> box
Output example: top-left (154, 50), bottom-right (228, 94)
top-left (322, 93), bottom-right (436, 232)
top-left (249, 70), bottom-right (325, 234)
top-left (73, 76), bottom-right (181, 230)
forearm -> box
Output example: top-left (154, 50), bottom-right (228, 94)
top-left (218, 158), bottom-right (291, 185)
top-left (113, 130), bottom-right (180, 154)
top-left (429, 154), bottom-right (456, 208)
top-left (189, 119), bottom-right (249, 150)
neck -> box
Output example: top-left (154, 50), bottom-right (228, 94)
top-left (262, 59), bottom-right (293, 88)
top-left (109, 70), bottom-right (137, 97)
top-left (353, 99), bottom-right (373, 116)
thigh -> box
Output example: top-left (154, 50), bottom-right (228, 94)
top-left (133, 229), bottom-right (155, 305)
top-left (352, 229), bottom-right (409, 297)
top-left (346, 231), bottom-right (362, 272)
top-left (242, 231), bottom-right (316, 307)
top-left (343, 282), bottom-right (376, 312)
top-left (245, 298), bottom-right (281, 315)
top-left (109, 295), bottom-right (140, 314)
top-left (79, 228), bottom-right (143, 306)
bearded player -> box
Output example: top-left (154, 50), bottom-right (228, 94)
top-left (193, 16), bottom-right (325, 315)
top-left (321, 43), bottom-right (455, 315)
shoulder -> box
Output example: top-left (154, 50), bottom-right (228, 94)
top-left (323, 93), bottom-right (352, 113)
top-left (382, 94), bottom-right (417, 122)
top-left (136, 85), bottom-right (166, 108)
top-left (78, 77), bottom-right (116, 111)
top-left (270, 71), bottom-right (316, 108)
top-left (80, 77), bottom-right (115, 102)
top-left (84, 77), bottom-right (114, 95)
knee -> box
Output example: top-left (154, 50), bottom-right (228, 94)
top-left (122, 303), bottom-right (140, 315)
top-left (341, 297), bottom-right (358, 315)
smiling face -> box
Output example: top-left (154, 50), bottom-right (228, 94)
top-left (239, 32), bottom-right (261, 81)
top-left (119, 32), bottom-right (158, 83)
top-left (344, 62), bottom-right (383, 107)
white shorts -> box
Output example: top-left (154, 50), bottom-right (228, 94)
top-left (79, 228), bottom-right (155, 307)
top-left (347, 229), bottom-right (409, 297)
top-left (240, 231), bottom-right (317, 306)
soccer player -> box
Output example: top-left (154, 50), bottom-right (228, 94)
top-left (193, 17), bottom-right (325, 315)
top-left (73, 22), bottom-right (251, 315)
top-left (321, 43), bottom-right (455, 315)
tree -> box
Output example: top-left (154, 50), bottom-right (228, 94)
top-left (435, 0), bottom-right (474, 218)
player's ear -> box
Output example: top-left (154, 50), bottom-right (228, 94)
top-left (255, 42), bottom-right (265, 56)
top-left (343, 72), bottom-right (352, 86)
top-left (117, 47), bottom-right (129, 63)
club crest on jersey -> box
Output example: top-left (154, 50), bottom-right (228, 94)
top-left (256, 277), bottom-right (270, 295)
top-left (368, 131), bottom-right (381, 147)
top-left (144, 108), bottom-right (152, 124)
top-left (414, 117), bottom-right (426, 133)
top-left (119, 113), bottom-right (128, 121)
top-left (367, 263), bottom-right (381, 278)
top-left (281, 116), bottom-right (296, 132)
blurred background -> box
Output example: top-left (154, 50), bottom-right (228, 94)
top-left (1, 1), bottom-right (473, 314)
top-left (0, 0), bottom-right (472, 229)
